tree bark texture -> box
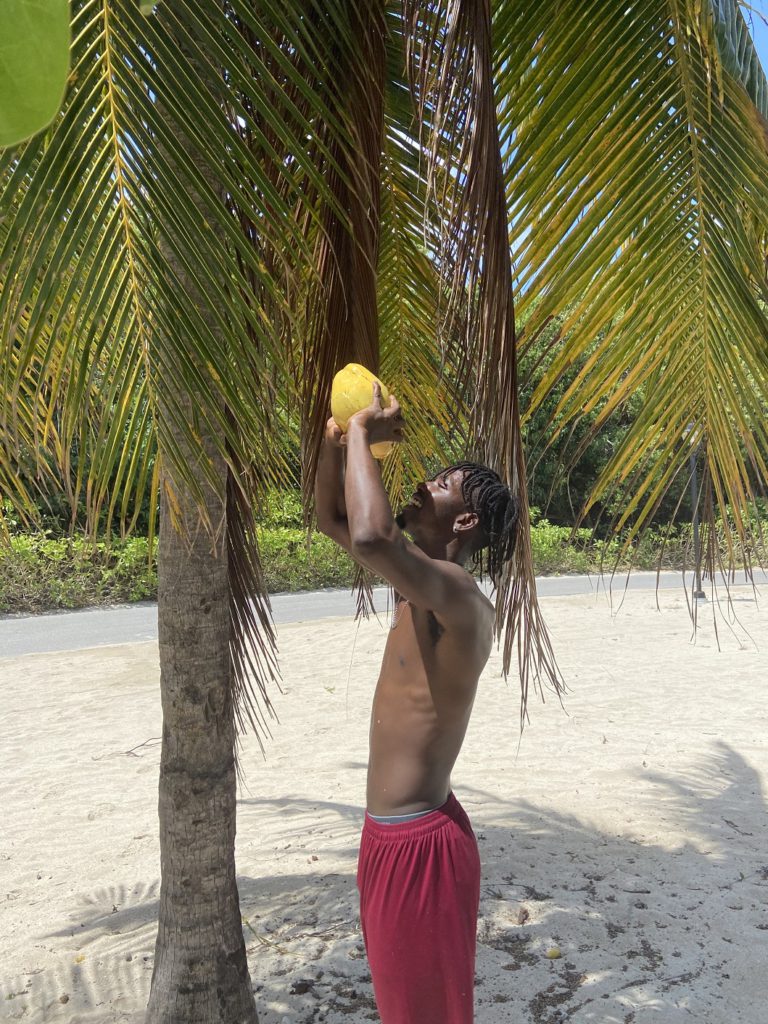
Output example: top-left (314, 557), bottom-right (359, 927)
top-left (145, 444), bottom-right (258, 1024)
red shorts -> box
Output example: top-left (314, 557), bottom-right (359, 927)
top-left (357, 793), bottom-right (481, 1023)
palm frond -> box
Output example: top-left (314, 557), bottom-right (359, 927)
top-left (378, 11), bottom-right (463, 500)
top-left (0, 0), bottom-right (358, 735)
top-left (711, 0), bottom-right (768, 116)
top-left (496, 0), bottom-right (768, 581)
top-left (402, 0), bottom-right (564, 718)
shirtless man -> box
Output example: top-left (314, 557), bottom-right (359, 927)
top-left (315, 383), bottom-right (519, 1024)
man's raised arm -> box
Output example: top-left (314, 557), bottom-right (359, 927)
top-left (314, 418), bottom-right (353, 551)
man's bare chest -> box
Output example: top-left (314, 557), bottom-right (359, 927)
top-left (382, 597), bottom-right (491, 682)
top-left (380, 601), bottom-right (467, 684)
top-left (390, 598), bottom-right (444, 644)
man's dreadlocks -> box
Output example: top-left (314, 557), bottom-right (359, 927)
top-left (443, 461), bottom-right (519, 582)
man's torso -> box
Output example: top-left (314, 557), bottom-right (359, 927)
top-left (366, 589), bottom-right (494, 815)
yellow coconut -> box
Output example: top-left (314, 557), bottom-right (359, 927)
top-left (331, 363), bottom-right (394, 459)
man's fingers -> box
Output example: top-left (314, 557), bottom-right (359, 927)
top-left (372, 381), bottom-right (383, 407)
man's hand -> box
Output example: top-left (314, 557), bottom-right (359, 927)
top-left (324, 416), bottom-right (345, 448)
top-left (344, 382), bottom-right (405, 447)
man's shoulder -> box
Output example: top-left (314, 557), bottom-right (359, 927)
top-left (365, 532), bottom-right (493, 630)
top-left (403, 544), bottom-right (473, 592)
top-left (419, 556), bottom-right (495, 630)
top-left (422, 551), bottom-right (490, 601)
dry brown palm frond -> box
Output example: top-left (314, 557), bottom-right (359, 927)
top-left (300, 0), bottom-right (388, 616)
top-left (402, 0), bottom-right (564, 721)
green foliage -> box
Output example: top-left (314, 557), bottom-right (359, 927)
top-left (3, 493), bottom-right (766, 613)
top-left (0, 518), bottom-right (720, 615)
top-left (256, 528), bottom-right (357, 592)
top-left (520, 314), bottom-right (623, 525)
top-left (505, 3), bottom-right (768, 552)
top-left (527, 514), bottom-right (686, 575)
top-left (520, 312), bottom-right (689, 530)
top-left (257, 489), bottom-right (305, 529)
top-left (0, 0), bottom-right (70, 147)
top-left (0, 535), bottom-right (156, 613)
top-left (528, 517), bottom-right (592, 574)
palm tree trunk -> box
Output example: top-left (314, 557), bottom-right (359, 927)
top-left (144, 431), bottom-right (257, 1023)
top-left (145, 23), bottom-right (258, 1009)
top-left (145, 439), bottom-right (257, 1024)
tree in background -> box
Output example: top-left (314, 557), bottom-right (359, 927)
top-left (2, 2), bottom-right (768, 1021)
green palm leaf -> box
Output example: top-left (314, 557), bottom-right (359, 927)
top-left (379, 11), bottom-right (462, 499)
top-left (497, 0), bottom-right (768, 573)
top-left (711, 0), bottom-right (768, 116)
top-left (0, 0), bottom-right (358, 731)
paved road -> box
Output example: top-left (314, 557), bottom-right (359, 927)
top-left (1, 569), bottom-right (765, 658)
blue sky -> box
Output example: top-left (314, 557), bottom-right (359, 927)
top-left (745, 4), bottom-right (768, 72)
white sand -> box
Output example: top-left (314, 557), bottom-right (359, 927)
top-left (2, 584), bottom-right (767, 1024)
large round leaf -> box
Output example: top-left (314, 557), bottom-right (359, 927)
top-left (0, 0), bottom-right (70, 148)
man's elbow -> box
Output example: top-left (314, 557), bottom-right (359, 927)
top-left (316, 516), bottom-right (354, 552)
top-left (315, 516), bottom-right (333, 538)
top-left (317, 516), bottom-right (346, 542)
top-left (350, 531), bottom-right (397, 556)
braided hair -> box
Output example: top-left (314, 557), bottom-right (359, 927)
top-left (442, 461), bottom-right (520, 581)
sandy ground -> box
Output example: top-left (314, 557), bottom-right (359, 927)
top-left (2, 583), bottom-right (767, 1024)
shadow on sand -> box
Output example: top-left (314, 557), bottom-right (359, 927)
top-left (3, 742), bottom-right (767, 1023)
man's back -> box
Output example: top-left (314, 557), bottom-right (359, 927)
top-left (367, 586), bottom-right (494, 815)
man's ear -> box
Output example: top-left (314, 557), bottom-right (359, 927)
top-left (453, 511), bottom-right (479, 534)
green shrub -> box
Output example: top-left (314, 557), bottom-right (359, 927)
top-left (256, 528), bottom-right (357, 592)
top-left (0, 513), bottom-right (761, 615)
top-left (529, 518), bottom-right (593, 574)
top-left (0, 535), bottom-right (157, 613)
top-left (257, 489), bottom-right (305, 529)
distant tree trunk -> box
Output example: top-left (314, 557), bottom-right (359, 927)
top-left (145, 438), bottom-right (258, 1024)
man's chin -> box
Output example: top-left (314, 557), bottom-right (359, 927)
top-left (395, 508), bottom-right (416, 534)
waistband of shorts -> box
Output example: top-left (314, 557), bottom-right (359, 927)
top-left (362, 792), bottom-right (467, 840)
